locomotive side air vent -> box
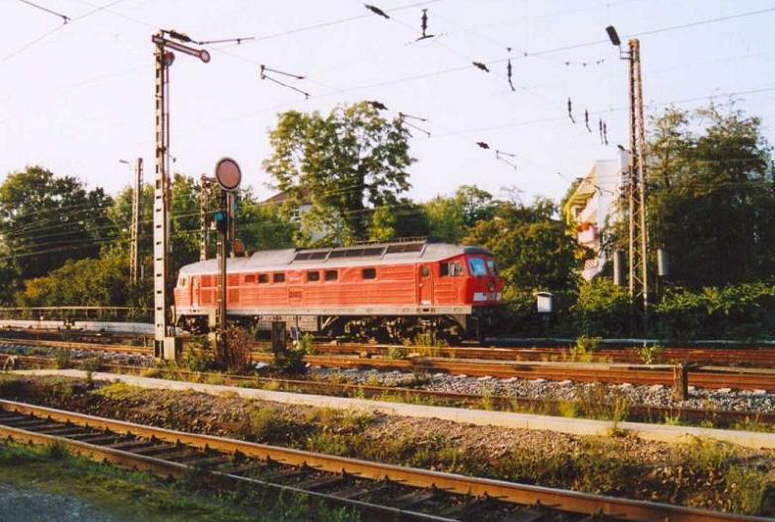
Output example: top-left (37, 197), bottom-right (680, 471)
top-left (328, 246), bottom-right (386, 259)
top-left (294, 251), bottom-right (328, 261)
top-left (386, 242), bottom-right (424, 254)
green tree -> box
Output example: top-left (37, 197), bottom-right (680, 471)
top-left (16, 250), bottom-right (130, 307)
top-left (424, 195), bottom-right (464, 243)
top-left (236, 188), bottom-right (296, 251)
top-left (263, 101), bottom-right (414, 246)
top-left (645, 104), bottom-right (775, 287)
top-left (0, 166), bottom-right (113, 283)
top-left (463, 198), bottom-right (584, 291)
top-left (424, 185), bottom-right (494, 243)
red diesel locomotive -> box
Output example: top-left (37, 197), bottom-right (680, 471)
top-left (173, 240), bottom-right (503, 341)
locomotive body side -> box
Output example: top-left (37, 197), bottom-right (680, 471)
top-left (174, 241), bottom-right (502, 340)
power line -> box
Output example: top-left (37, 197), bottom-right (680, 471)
top-left (2, 0), bottom-right (129, 63)
top-left (16, 0), bottom-right (70, 23)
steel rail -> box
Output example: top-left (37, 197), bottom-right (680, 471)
top-left (249, 353), bottom-right (775, 391)
top-left (0, 335), bottom-right (772, 389)
top-left (0, 338), bottom-right (149, 355)
top-left (0, 399), bottom-right (769, 522)
top-left (3, 354), bottom-right (772, 428)
top-left (290, 343), bottom-right (775, 366)
top-left (0, 403), bottom-right (451, 521)
top-left (2, 330), bottom-right (774, 367)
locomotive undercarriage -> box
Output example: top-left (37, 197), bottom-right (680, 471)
top-left (177, 310), bottom-right (498, 343)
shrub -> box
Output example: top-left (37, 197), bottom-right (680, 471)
top-left (298, 333), bottom-right (316, 354)
top-left (655, 281), bottom-right (775, 340)
top-left (271, 346), bottom-right (306, 374)
top-left (182, 336), bottom-right (215, 372)
top-left (570, 278), bottom-right (630, 337)
top-left (216, 327), bottom-right (251, 373)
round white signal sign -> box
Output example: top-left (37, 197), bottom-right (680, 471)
top-left (214, 157), bottom-right (241, 191)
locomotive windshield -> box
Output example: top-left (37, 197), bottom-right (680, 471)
top-left (468, 257), bottom-right (487, 276)
top-left (486, 259), bottom-right (497, 275)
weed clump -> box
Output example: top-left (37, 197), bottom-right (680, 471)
top-left (387, 345), bottom-right (408, 360)
top-left (183, 336), bottom-right (216, 372)
top-left (569, 335), bottom-right (601, 362)
top-left (636, 344), bottom-right (665, 364)
top-left (54, 349), bottom-right (72, 369)
top-left (240, 407), bottom-right (294, 442)
top-left (91, 381), bottom-right (144, 401)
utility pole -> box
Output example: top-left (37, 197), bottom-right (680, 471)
top-left (607, 27), bottom-right (649, 329)
top-left (627, 38), bottom-right (649, 328)
top-left (130, 157), bottom-right (143, 284)
top-left (151, 31), bottom-right (210, 360)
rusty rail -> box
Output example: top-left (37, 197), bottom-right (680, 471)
top-left (250, 353), bottom-right (775, 391)
top-left (258, 342), bottom-right (775, 366)
top-left (3, 354), bottom-right (772, 428)
top-left (1, 335), bottom-right (773, 390)
top-left (0, 399), bottom-right (769, 522)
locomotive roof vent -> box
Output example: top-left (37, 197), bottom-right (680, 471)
top-left (291, 240), bottom-right (428, 263)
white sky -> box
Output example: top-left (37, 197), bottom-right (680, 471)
top-left (1, 0), bottom-right (774, 203)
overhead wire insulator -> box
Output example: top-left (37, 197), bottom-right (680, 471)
top-left (416, 8), bottom-right (435, 41)
top-left (597, 118), bottom-right (605, 145)
top-left (585, 109), bottom-right (591, 132)
top-left (506, 47), bottom-right (515, 91)
top-left (476, 141), bottom-right (490, 149)
top-left (567, 97), bottom-right (575, 124)
top-left (472, 61), bottom-right (490, 73)
top-left (365, 4), bottom-right (390, 19)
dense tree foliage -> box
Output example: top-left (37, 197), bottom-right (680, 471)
top-left (464, 197), bottom-right (585, 292)
top-left (619, 104), bottom-right (775, 288)
top-left (263, 102), bottom-right (414, 246)
top-left (0, 167), bottom-right (113, 285)
top-left (424, 185), bottom-right (496, 243)
top-left (17, 250), bottom-right (130, 307)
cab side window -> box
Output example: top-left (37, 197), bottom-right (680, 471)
top-left (468, 257), bottom-right (487, 276)
top-left (440, 261), bottom-right (463, 276)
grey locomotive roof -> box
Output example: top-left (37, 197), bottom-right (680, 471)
top-left (178, 242), bottom-right (493, 276)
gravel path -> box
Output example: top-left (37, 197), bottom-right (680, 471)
top-left (309, 367), bottom-right (775, 413)
top-left (0, 482), bottom-right (119, 522)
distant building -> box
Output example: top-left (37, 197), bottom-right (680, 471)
top-left (562, 151), bottom-right (627, 280)
top-left (263, 191), bottom-right (328, 243)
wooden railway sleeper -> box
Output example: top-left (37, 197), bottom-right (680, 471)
top-left (390, 490), bottom-right (440, 510)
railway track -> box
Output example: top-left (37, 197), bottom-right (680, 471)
top-left (0, 335), bottom-right (773, 391)
top-left (250, 353), bottom-right (775, 391)
top-left (3, 354), bottom-right (772, 428)
top-left (289, 343), bottom-right (775, 367)
top-left (0, 399), bottom-right (768, 522)
top-left (3, 328), bottom-right (775, 366)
